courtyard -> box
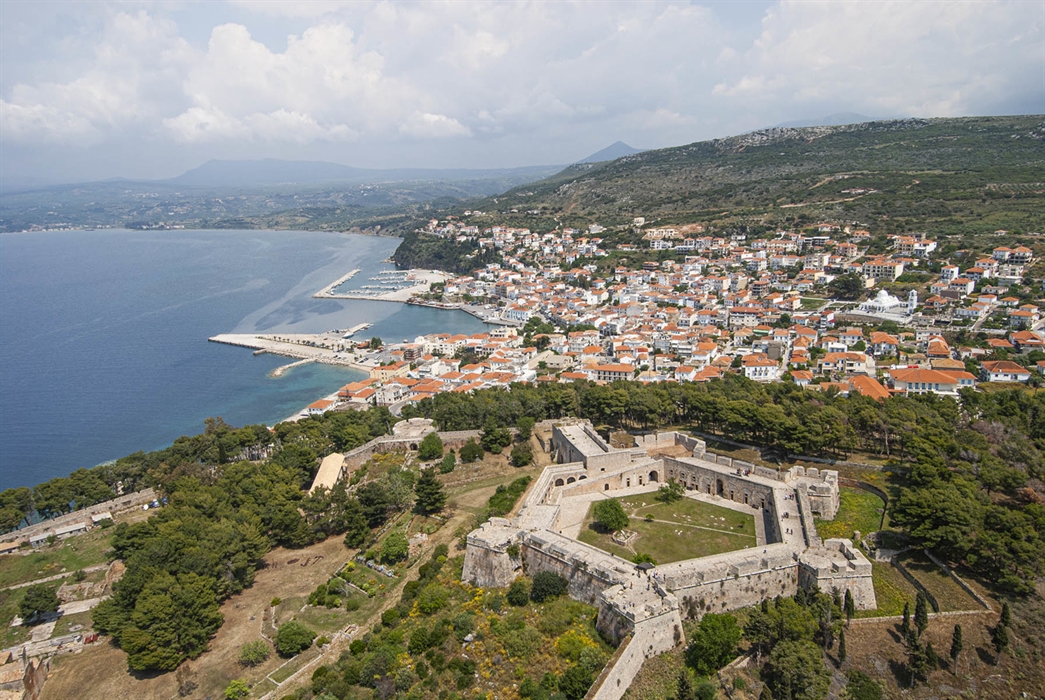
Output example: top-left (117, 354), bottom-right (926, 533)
top-left (577, 493), bottom-right (758, 565)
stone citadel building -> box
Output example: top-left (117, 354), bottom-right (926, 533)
top-left (463, 420), bottom-right (875, 700)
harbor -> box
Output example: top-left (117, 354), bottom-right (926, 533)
top-left (312, 267), bottom-right (449, 302)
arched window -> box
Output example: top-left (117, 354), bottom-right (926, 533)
top-left (567, 477), bottom-right (576, 484)
top-left (555, 478), bottom-right (564, 487)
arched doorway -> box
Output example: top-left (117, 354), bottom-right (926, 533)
top-left (649, 471), bottom-right (659, 482)
top-left (716, 479), bottom-right (724, 496)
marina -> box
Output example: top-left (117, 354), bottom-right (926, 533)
top-left (310, 267), bottom-right (450, 302)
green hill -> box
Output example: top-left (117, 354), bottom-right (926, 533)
top-left (467, 115), bottom-right (1045, 237)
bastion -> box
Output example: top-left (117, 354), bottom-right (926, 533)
top-left (462, 420), bottom-right (875, 700)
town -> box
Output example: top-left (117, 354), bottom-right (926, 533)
top-left (293, 218), bottom-right (1043, 416)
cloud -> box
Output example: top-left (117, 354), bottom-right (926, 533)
top-left (398, 112), bottom-right (471, 139)
top-left (1, 0), bottom-right (1041, 181)
top-left (711, 0), bottom-right (1044, 118)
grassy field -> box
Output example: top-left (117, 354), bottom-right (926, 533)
top-left (578, 495), bottom-right (757, 565)
top-left (858, 561), bottom-right (919, 618)
top-left (0, 528), bottom-right (112, 589)
top-left (0, 586), bottom-right (32, 648)
top-left (814, 487), bottom-right (885, 541)
top-left (895, 551), bottom-right (981, 612)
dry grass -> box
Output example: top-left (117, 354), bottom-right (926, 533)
top-left (41, 535), bottom-right (353, 700)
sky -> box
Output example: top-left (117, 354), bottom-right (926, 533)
top-left (1, 0), bottom-right (1043, 186)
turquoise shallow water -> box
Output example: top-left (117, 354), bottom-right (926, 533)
top-left (0, 229), bottom-right (487, 489)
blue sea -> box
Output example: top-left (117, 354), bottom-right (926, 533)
top-left (0, 229), bottom-right (487, 490)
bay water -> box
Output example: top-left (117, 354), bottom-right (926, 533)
top-left (0, 229), bottom-right (487, 489)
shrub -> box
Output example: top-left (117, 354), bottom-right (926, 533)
top-left (239, 640), bottom-right (271, 667)
top-left (530, 571), bottom-right (568, 603)
top-left (694, 681), bottom-right (716, 700)
top-left (380, 531), bottom-right (409, 564)
top-left (275, 621), bottom-right (316, 657)
top-left (224, 679), bottom-right (250, 700)
top-left (510, 443), bottom-right (533, 467)
top-left (460, 439), bottom-right (484, 463)
top-left (439, 452), bottom-right (457, 474)
top-left (417, 432), bottom-right (444, 461)
top-left (18, 584), bottom-right (60, 624)
top-left (501, 625), bottom-right (543, 659)
top-left (349, 639), bottom-right (366, 655)
top-left (555, 630), bottom-right (596, 662)
top-left (415, 584), bottom-right (449, 615)
top-left (507, 578), bottom-right (530, 606)
top-left (452, 612), bottom-right (476, 640)
top-left (559, 665), bottom-right (593, 700)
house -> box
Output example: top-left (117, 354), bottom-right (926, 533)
top-left (886, 368), bottom-right (963, 396)
top-left (790, 370), bottom-right (813, 386)
top-left (1009, 330), bottom-right (1045, 352)
top-left (849, 375), bottom-right (892, 401)
top-left (742, 353), bottom-right (780, 382)
top-left (306, 398), bottom-right (335, 416)
top-left (868, 332), bottom-right (899, 357)
top-left (817, 352), bottom-right (874, 376)
top-left (861, 258), bottom-right (904, 281)
top-left (980, 361), bottom-right (1032, 383)
top-left (586, 364), bottom-right (634, 382)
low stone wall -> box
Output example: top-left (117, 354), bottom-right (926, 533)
top-left (1, 488), bottom-right (157, 544)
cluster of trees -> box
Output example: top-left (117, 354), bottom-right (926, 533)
top-left (1, 409), bottom-right (397, 535)
top-left (741, 589), bottom-right (870, 700)
top-left (403, 377), bottom-right (1045, 593)
top-left (82, 407), bottom-right (423, 671)
top-left (306, 545), bottom-right (604, 700)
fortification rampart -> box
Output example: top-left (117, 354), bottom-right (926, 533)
top-left (462, 421), bottom-right (872, 700)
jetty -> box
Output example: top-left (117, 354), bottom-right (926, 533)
top-left (313, 269), bottom-right (361, 298)
top-left (270, 358), bottom-right (315, 377)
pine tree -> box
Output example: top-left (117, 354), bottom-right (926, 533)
top-left (413, 468), bottom-right (446, 516)
top-left (925, 641), bottom-right (938, 671)
top-left (999, 602), bottom-right (1011, 628)
top-left (759, 684), bottom-right (773, 700)
top-left (676, 670), bottom-right (693, 700)
top-left (901, 601), bottom-right (911, 637)
top-left (838, 629), bottom-right (847, 664)
top-left (991, 623), bottom-right (1009, 665)
top-left (844, 589), bottom-right (855, 626)
top-left (949, 624), bottom-right (963, 675)
top-left (914, 592), bottom-right (929, 635)
top-left (905, 630), bottom-right (927, 687)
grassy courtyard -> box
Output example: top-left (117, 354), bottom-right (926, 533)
top-left (578, 494), bottom-right (757, 565)
top-left (814, 486), bottom-right (886, 541)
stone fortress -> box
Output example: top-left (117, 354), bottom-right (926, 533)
top-left (462, 420), bottom-right (875, 700)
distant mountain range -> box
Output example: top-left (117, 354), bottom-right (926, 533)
top-left (165, 158), bottom-right (564, 188)
top-left (577, 141), bottom-right (644, 163)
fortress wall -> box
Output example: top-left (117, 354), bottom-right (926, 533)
top-left (461, 519), bottom-right (520, 589)
top-left (672, 560), bottom-right (800, 618)
top-left (799, 539), bottom-right (877, 610)
top-left (662, 457), bottom-right (776, 510)
top-left (589, 609), bottom-right (684, 700)
top-left (518, 533), bottom-right (631, 605)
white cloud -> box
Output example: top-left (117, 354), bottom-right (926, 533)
top-left (1, 0), bottom-right (1041, 180)
top-left (399, 112), bottom-right (471, 139)
top-left (712, 0), bottom-right (1043, 118)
